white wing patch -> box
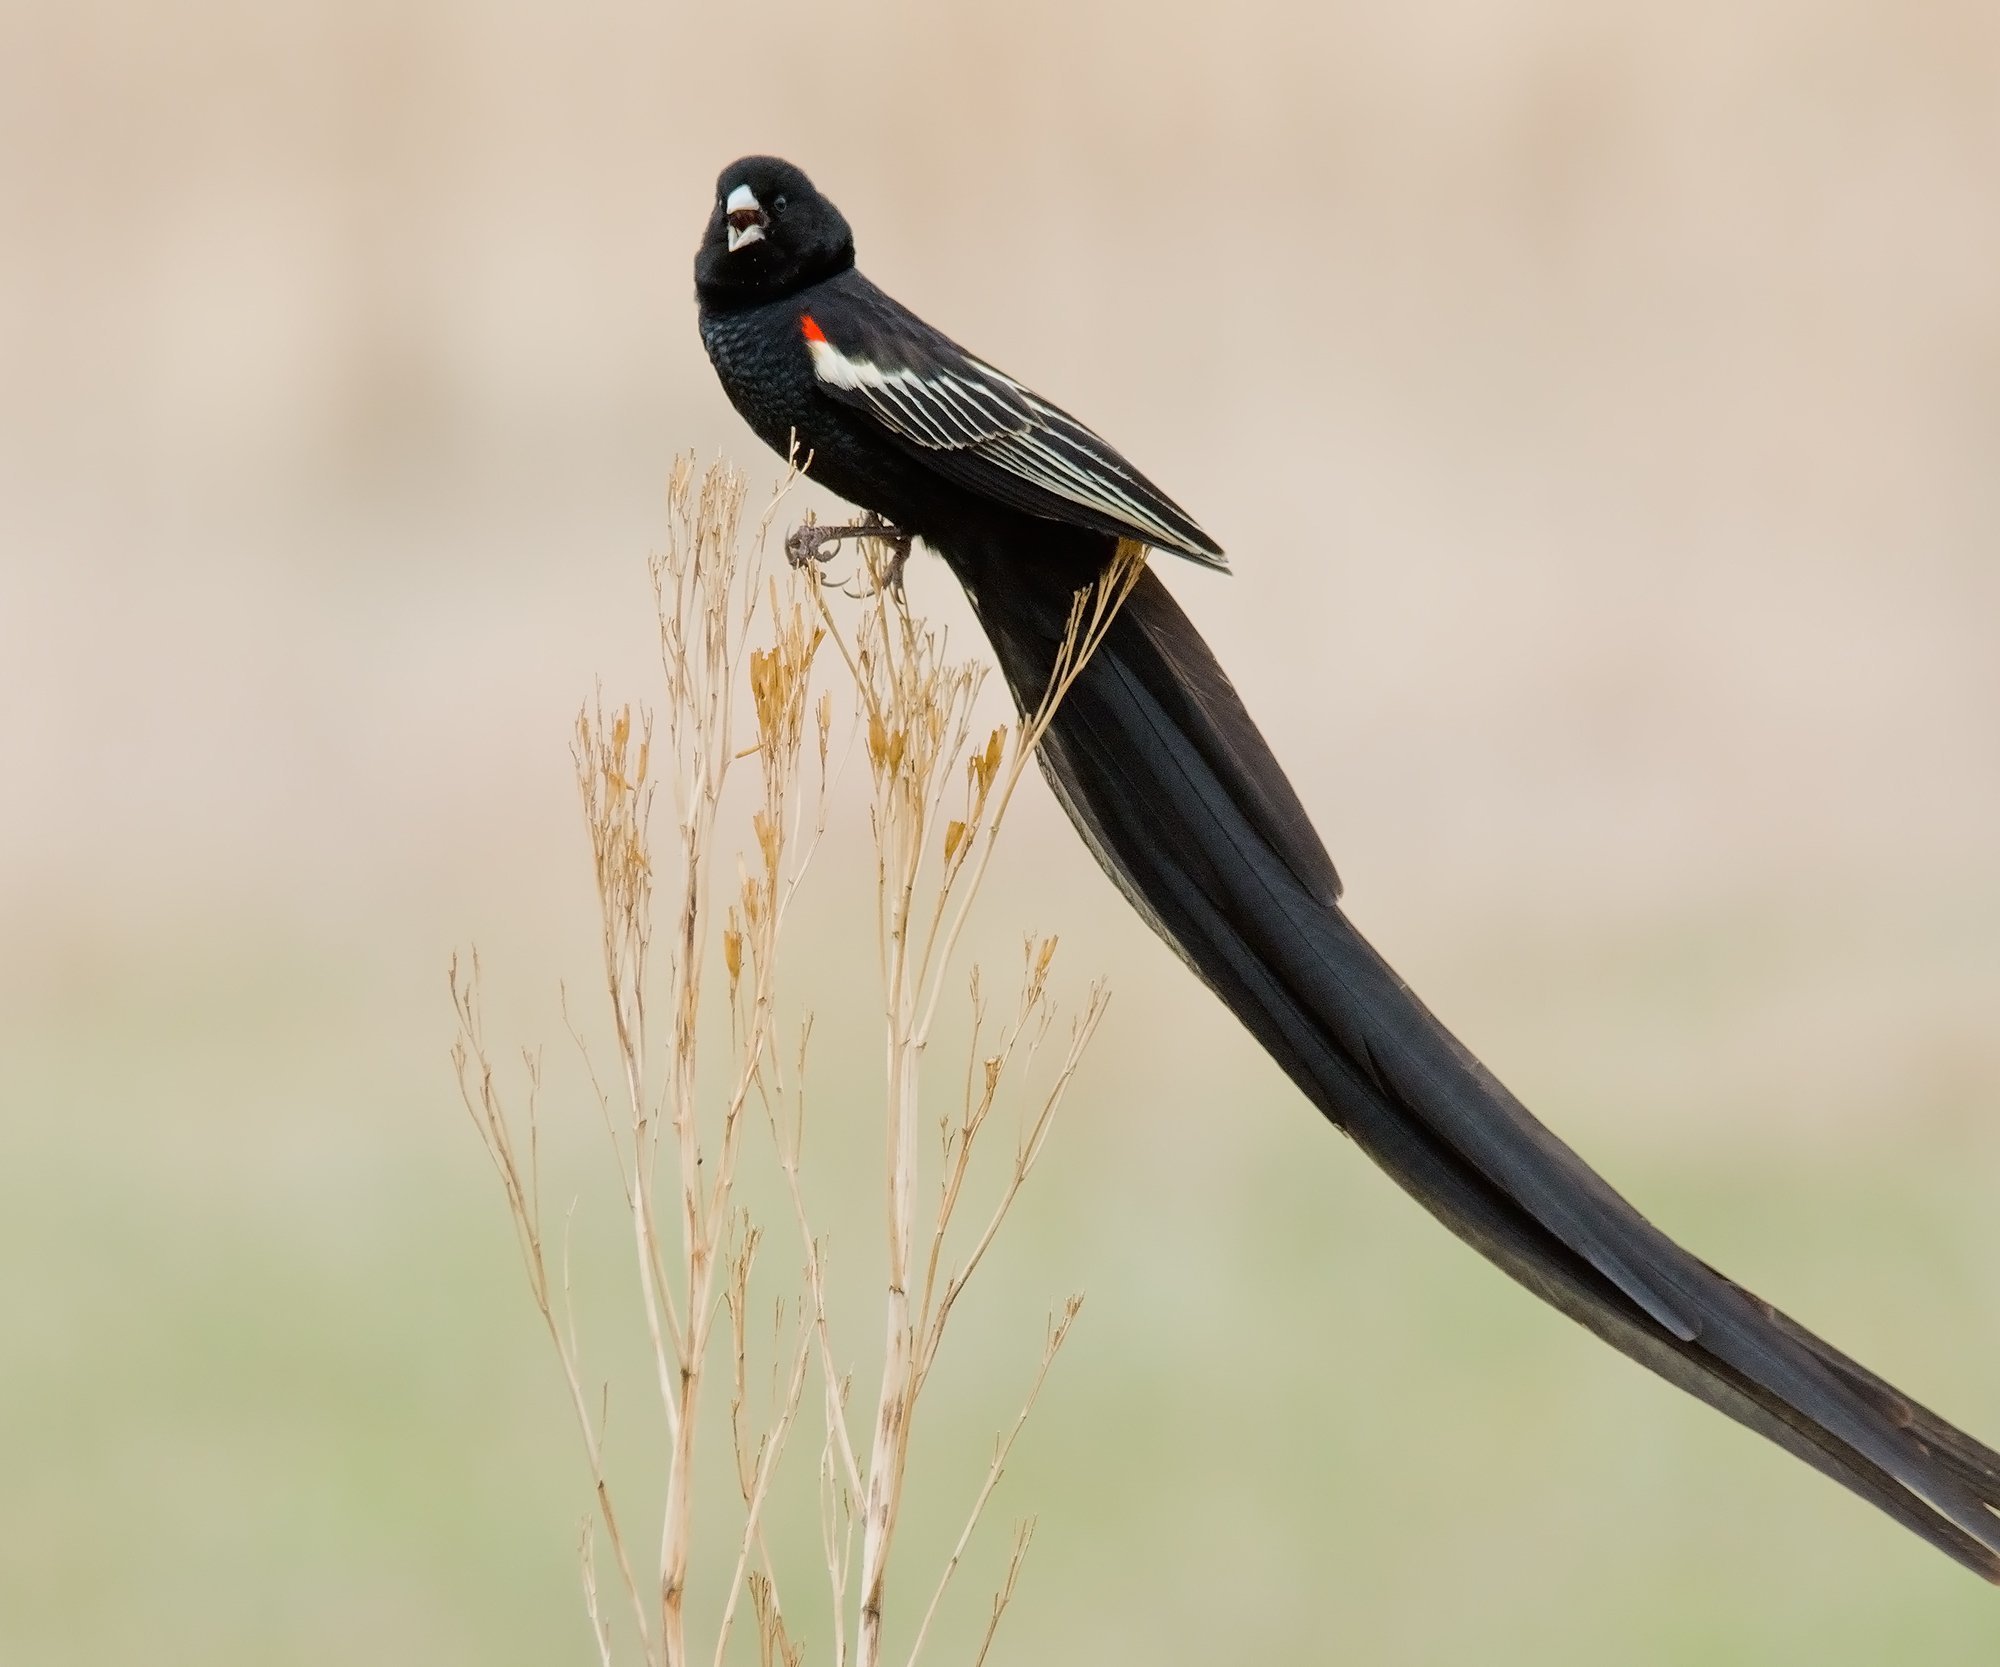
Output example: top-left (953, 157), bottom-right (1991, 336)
top-left (804, 324), bottom-right (1020, 448)
top-left (802, 311), bottom-right (1216, 559)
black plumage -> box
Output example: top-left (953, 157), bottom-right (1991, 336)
top-left (695, 154), bottom-right (2000, 1581)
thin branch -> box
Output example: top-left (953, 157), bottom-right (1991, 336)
top-left (906, 1298), bottom-right (1082, 1667)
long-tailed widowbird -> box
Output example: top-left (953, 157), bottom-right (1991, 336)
top-left (695, 154), bottom-right (2000, 1581)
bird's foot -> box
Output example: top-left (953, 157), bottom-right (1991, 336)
top-left (784, 513), bottom-right (912, 598)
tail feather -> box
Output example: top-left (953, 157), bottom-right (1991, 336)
top-left (940, 528), bottom-right (2000, 1581)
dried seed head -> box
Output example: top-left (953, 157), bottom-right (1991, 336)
top-left (977, 727), bottom-right (1005, 795)
top-left (752, 808), bottom-right (780, 879)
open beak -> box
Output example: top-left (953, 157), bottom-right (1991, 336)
top-left (725, 183), bottom-right (767, 252)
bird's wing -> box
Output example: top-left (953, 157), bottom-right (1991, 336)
top-left (798, 279), bottom-right (1227, 568)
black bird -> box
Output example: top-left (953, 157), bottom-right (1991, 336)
top-left (696, 154), bottom-right (2000, 1581)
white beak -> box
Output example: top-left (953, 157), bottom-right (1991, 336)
top-left (725, 183), bottom-right (766, 252)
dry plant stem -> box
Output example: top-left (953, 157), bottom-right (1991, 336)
top-left (648, 464), bottom-right (743, 1652)
top-left (854, 593), bottom-right (974, 1667)
top-left (969, 1521), bottom-right (1037, 1667)
top-left (918, 975), bottom-right (1107, 1396)
top-left (712, 1317), bottom-right (813, 1667)
top-left (452, 962), bottom-right (653, 1656)
top-left (763, 1033), bottom-right (864, 1506)
top-left (800, 536), bottom-right (1137, 1667)
top-left (459, 462), bottom-right (1110, 1667)
top-left (581, 1521), bottom-right (616, 1667)
top-left (903, 1300), bottom-right (1082, 1667)
top-left (576, 703), bottom-right (683, 1432)
top-left (912, 540), bottom-right (1147, 1049)
top-left (642, 459), bottom-right (825, 1659)
top-left (759, 1033), bottom-right (864, 1666)
top-left (462, 458), bottom-right (828, 1667)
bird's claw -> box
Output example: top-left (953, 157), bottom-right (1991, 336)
top-left (784, 513), bottom-right (912, 598)
top-left (783, 521), bottom-right (848, 569)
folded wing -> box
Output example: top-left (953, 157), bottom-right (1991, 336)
top-left (800, 279), bottom-right (1228, 568)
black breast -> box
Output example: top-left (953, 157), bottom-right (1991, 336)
top-left (699, 302), bottom-right (820, 463)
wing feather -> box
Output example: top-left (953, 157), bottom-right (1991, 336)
top-left (802, 282), bottom-right (1227, 567)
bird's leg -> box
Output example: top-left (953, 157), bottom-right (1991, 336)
top-left (784, 511), bottom-right (913, 597)
top-left (861, 515), bottom-right (914, 599)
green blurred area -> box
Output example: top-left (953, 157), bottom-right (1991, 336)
top-left (4, 899), bottom-right (1997, 1664)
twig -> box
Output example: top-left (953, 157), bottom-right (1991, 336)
top-left (904, 1298), bottom-right (1082, 1666)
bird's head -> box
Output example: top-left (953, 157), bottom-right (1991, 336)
top-left (696, 156), bottom-right (854, 306)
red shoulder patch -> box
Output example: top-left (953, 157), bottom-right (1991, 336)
top-left (800, 314), bottom-right (827, 344)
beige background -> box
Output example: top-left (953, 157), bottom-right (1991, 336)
top-left (4, 2), bottom-right (1999, 1661)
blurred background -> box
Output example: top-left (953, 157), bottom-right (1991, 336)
top-left (5, 1), bottom-right (2000, 1660)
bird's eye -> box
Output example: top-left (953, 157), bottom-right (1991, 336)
top-left (773, 194), bottom-right (788, 213)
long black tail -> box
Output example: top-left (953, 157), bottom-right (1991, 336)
top-left (938, 526), bottom-right (2000, 1581)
